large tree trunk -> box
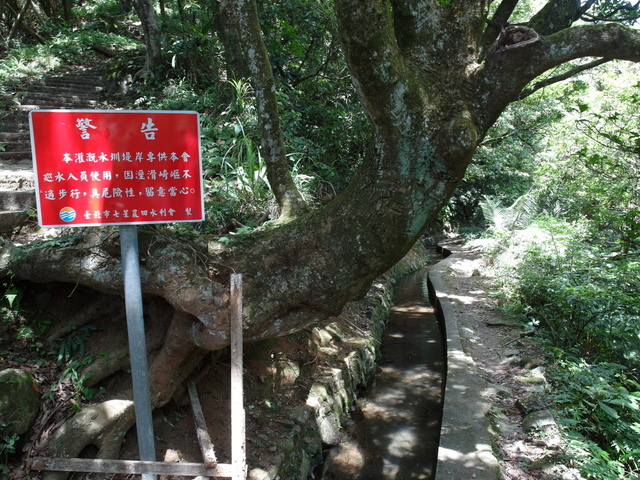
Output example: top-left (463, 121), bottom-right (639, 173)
top-left (134, 0), bottom-right (162, 76)
top-left (4, 0), bottom-right (640, 466)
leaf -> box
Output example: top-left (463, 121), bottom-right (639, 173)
top-left (5, 289), bottom-right (22, 309)
top-left (598, 401), bottom-right (620, 419)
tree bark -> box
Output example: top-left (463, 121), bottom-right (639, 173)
top-left (6, 0), bottom-right (640, 359)
top-left (219, 0), bottom-right (309, 221)
top-left (134, 0), bottom-right (163, 76)
top-left (6, 0), bottom-right (640, 356)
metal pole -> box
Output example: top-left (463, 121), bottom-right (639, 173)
top-left (230, 274), bottom-right (246, 480)
top-left (119, 225), bottom-right (157, 480)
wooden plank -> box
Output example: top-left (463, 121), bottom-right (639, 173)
top-left (229, 273), bottom-right (247, 480)
top-left (31, 457), bottom-right (234, 477)
top-left (187, 380), bottom-right (218, 467)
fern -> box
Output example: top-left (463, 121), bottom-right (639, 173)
top-left (480, 192), bottom-right (539, 233)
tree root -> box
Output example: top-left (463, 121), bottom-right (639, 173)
top-left (40, 400), bottom-right (135, 480)
top-left (81, 299), bottom-right (173, 388)
top-left (37, 309), bottom-right (208, 479)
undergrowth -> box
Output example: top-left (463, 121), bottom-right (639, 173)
top-left (480, 214), bottom-right (640, 479)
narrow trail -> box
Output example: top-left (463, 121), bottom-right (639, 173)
top-left (321, 261), bottom-right (445, 480)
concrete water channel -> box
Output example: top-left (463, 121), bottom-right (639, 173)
top-left (321, 259), bottom-right (445, 480)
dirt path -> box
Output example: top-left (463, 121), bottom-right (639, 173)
top-left (434, 243), bottom-right (577, 480)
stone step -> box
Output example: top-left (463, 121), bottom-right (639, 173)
top-left (0, 210), bottom-right (31, 233)
top-left (37, 80), bottom-right (103, 91)
top-left (0, 143), bottom-right (31, 153)
top-left (0, 63), bottom-right (106, 198)
top-left (0, 132), bottom-right (30, 143)
top-left (0, 189), bottom-right (36, 211)
top-left (0, 151), bottom-right (32, 161)
top-left (0, 167), bottom-right (34, 191)
top-left (19, 91), bottom-right (101, 104)
top-left (24, 83), bottom-right (103, 94)
top-left (40, 72), bottom-right (103, 84)
top-left (0, 189), bottom-right (36, 232)
top-left (18, 103), bottom-right (99, 112)
top-left (1, 114), bottom-right (31, 133)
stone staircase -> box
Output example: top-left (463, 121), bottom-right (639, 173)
top-left (0, 65), bottom-right (105, 232)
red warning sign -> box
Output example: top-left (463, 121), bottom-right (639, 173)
top-left (30, 110), bottom-right (204, 227)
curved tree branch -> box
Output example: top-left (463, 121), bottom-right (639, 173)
top-left (333, 0), bottom-right (407, 124)
top-left (531, 23), bottom-right (640, 73)
top-left (580, 0), bottom-right (640, 22)
top-left (478, 22), bottom-right (640, 131)
top-left (528, 0), bottom-right (580, 36)
top-left (577, 0), bottom-right (598, 18)
top-left (518, 57), bottom-right (611, 99)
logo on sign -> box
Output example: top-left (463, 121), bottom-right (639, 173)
top-left (59, 207), bottom-right (76, 222)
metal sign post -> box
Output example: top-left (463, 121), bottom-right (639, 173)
top-left (120, 224), bottom-right (156, 480)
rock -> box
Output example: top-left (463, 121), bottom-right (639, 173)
top-left (317, 413), bottom-right (341, 446)
top-left (530, 366), bottom-right (546, 377)
top-left (516, 376), bottom-right (545, 384)
top-left (321, 439), bottom-right (365, 479)
top-left (486, 383), bottom-right (512, 399)
top-left (248, 466), bottom-right (277, 480)
top-left (516, 394), bottom-right (546, 415)
top-left (530, 453), bottom-right (562, 470)
top-left (540, 466), bottom-right (584, 480)
top-left (311, 327), bottom-right (334, 347)
top-left (501, 349), bottom-right (520, 357)
top-left (522, 409), bottom-right (557, 433)
top-left (163, 448), bottom-right (181, 462)
top-left (268, 360), bottom-right (300, 386)
top-left (520, 356), bottom-right (545, 369)
top-left (0, 368), bottom-right (40, 436)
top-left (488, 407), bottom-right (518, 437)
top-left (288, 405), bottom-right (311, 425)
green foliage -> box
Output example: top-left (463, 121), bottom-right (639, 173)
top-left (531, 63), bottom-right (640, 249)
top-left (514, 243), bottom-right (640, 364)
top-left (3, 276), bottom-right (22, 311)
top-left (0, 30), bottom-right (137, 89)
top-left (482, 213), bottom-right (640, 478)
top-left (442, 97), bottom-right (558, 228)
top-left (199, 79), bottom-right (276, 229)
top-left (549, 359), bottom-right (640, 479)
top-left (57, 324), bottom-right (99, 363)
top-left (480, 193), bottom-right (538, 234)
top-left (258, 0), bottom-right (368, 195)
top-left (584, 0), bottom-right (640, 24)
top-left (0, 428), bottom-right (19, 477)
top-left (58, 357), bottom-right (105, 404)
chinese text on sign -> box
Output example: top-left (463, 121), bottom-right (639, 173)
top-left (30, 110), bottom-right (204, 227)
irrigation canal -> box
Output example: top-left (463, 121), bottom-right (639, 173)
top-left (320, 260), bottom-right (445, 479)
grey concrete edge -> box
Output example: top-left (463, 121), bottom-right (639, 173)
top-left (428, 245), bottom-right (501, 480)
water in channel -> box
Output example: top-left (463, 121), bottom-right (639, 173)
top-left (320, 263), bottom-right (445, 480)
